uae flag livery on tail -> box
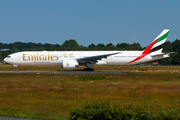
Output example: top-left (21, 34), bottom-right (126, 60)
top-left (129, 29), bottom-right (170, 63)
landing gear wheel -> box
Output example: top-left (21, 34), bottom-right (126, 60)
top-left (83, 68), bottom-right (88, 71)
top-left (91, 68), bottom-right (95, 71)
top-left (83, 68), bottom-right (95, 71)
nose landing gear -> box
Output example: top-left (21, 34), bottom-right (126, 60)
top-left (13, 65), bottom-right (19, 71)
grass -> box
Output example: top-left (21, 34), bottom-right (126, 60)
top-left (70, 101), bottom-right (180, 120)
top-left (0, 65), bottom-right (180, 119)
top-left (71, 75), bottom-right (116, 81)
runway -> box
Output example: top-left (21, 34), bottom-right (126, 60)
top-left (0, 70), bottom-right (123, 75)
top-left (0, 117), bottom-right (35, 120)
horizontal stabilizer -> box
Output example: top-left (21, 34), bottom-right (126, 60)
top-left (150, 52), bottom-right (175, 57)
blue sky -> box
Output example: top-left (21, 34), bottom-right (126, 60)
top-left (0, 0), bottom-right (179, 47)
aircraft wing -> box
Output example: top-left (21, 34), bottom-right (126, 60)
top-left (77, 52), bottom-right (121, 63)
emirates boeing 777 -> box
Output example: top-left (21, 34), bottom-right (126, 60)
top-left (4, 29), bottom-right (173, 71)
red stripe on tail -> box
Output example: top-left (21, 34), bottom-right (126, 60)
top-left (129, 39), bottom-right (158, 63)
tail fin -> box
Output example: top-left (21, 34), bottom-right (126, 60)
top-left (148, 29), bottom-right (169, 55)
top-left (129, 29), bottom-right (169, 63)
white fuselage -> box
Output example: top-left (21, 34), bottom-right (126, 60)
top-left (4, 51), bottom-right (159, 66)
top-left (3, 29), bottom-right (171, 70)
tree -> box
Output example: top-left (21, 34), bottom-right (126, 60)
top-left (88, 43), bottom-right (96, 50)
top-left (1, 51), bottom-right (12, 60)
top-left (130, 43), bottom-right (142, 50)
top-left (79, 45), bottom-right (88, 51)
top-left (172, 39), bottom-right (180, 52)
top-left (97, 43), bottom-right (106, 50)
top-left (0, 51), bottom-right (2, 61)
top-left (11, 47), bottom-right (20, 52)
top-left (106, 43), bottom-right (116, 50)
top-left (43, 43), bottom-right (54, 51)
top-left (172, 53), bottom-right (180, 65)
top-left (26, 42), bottom-right (37, 50)
top-left (61, 39), bottom-right (79, 51)
top-left (162, 41), bottom-right (173, 52)
top-left (54, 44), bottom-right (61, 51)
top-left (116, 43), bottom-right (130, 50)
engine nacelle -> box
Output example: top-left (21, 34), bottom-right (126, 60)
top-left (62, 60), bottom-right (79, 69)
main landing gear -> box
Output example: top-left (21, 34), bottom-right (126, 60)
top-left (83, 62), bottom-right (95, 71)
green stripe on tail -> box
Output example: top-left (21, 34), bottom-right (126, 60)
top-left (155, 31), bottom-right (169, 44)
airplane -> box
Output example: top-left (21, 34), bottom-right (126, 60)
top-left (4, 29), bottom-right (173, 71)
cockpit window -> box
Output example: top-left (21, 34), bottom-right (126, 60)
top-left (7, 56), bottom-right (11, 58)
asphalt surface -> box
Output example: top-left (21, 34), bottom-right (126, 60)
top-left (0, 70), bottom-right (123, 74)
top-left (0, 117), bottom-right (35, 120)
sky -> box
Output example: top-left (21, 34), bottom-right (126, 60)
top-left (0, 0), bottom-right (180, 47)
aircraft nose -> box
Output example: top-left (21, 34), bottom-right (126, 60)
top-left (4, 58), bottom-right (8, 62)
top-left (4, 57), bottom-right (11, 63)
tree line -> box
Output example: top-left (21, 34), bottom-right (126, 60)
top-left (0, 39), bottom-right (180, 65)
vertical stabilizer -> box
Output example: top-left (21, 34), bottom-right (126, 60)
top-left (148, 29), bottom-right (169, 55)
top-left (129, 29), bottom-right (170, 63)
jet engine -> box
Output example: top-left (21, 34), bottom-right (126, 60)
top-left (62, 60), bottom-right (79, 69)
